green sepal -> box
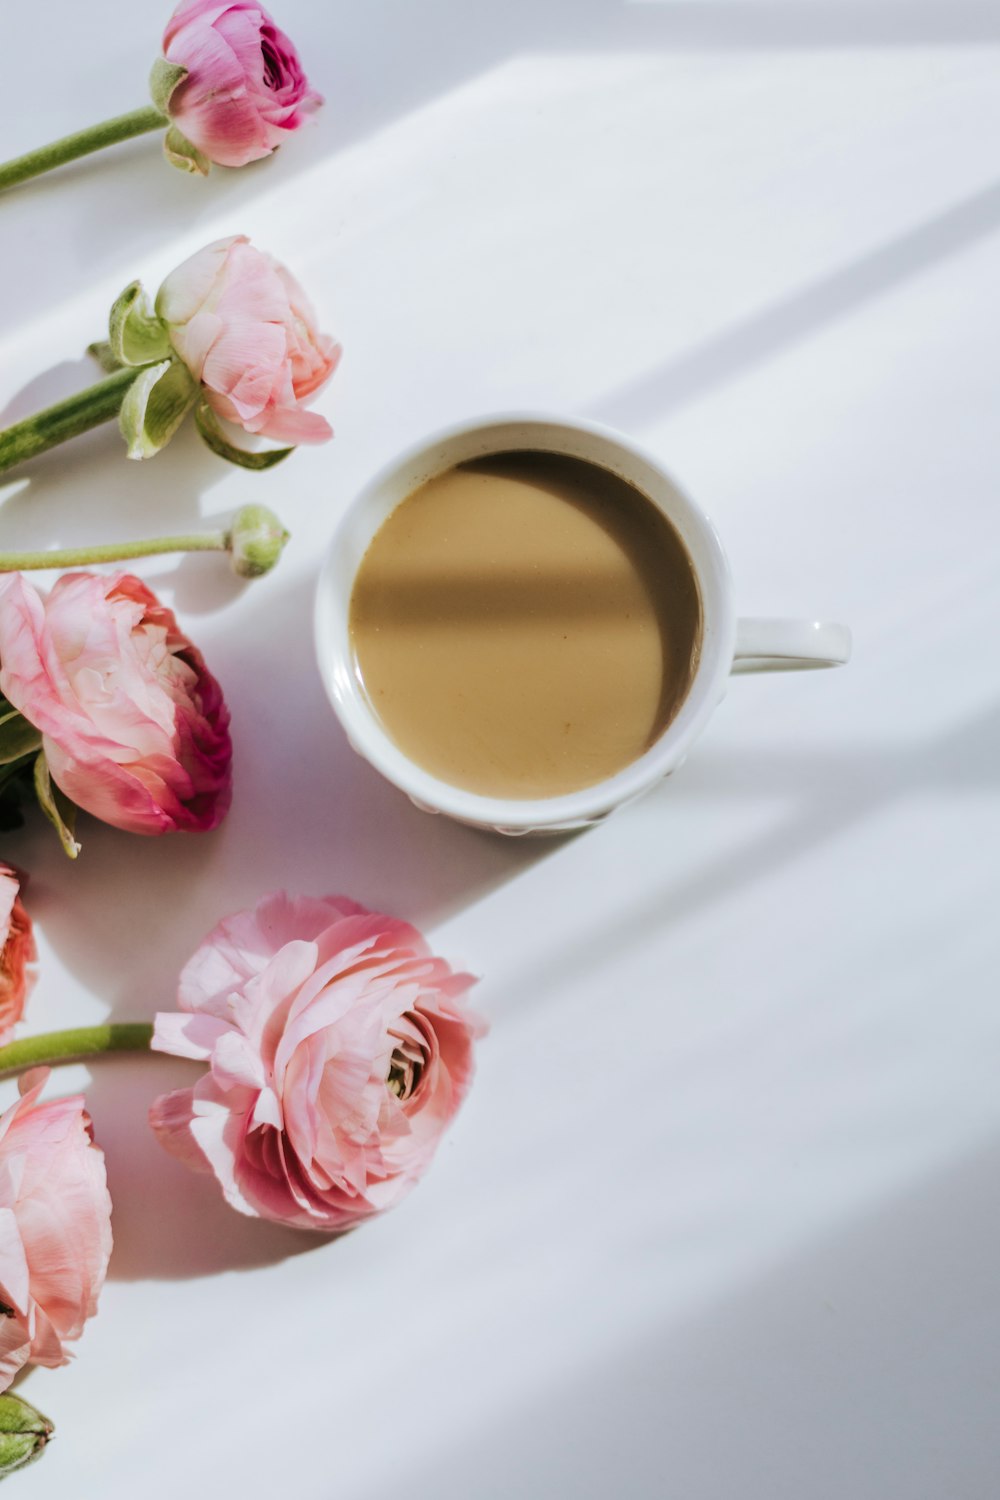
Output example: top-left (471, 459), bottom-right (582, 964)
top-left (0, 1392), bottom-right (54, 1478)
top-left (118, 359), bottom-right (197, 460)
top-left (0, 708), bottom-right (42, 766)
top-left (87, 339), bottom-right (125, 375)
top-left (163, 124), bottom-right (210, 177)
top-left (34, 751), bottom-right (80, 860)
top-left (149, 58), bottom-right (188, 115)
top-left (108, 281), bottom-right (173, 368)
top-left (195, 402), bottom-right (294, 471)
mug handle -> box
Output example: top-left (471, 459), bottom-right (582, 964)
top-left (731, 618), bottom-right (851, 673)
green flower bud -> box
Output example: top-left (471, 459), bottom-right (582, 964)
top-left (225, 505), bottom-right (291, 579)
top-left (0, 1393), bottom-right (54, 1478)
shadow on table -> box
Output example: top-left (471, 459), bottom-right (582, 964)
top-left (3, 0), bottom-right (995, 337)
top-left (4, 620), bottom-right (996, 1277)
top-left (72, 691), bottom-right (1000, 1282)
top-left (589, 175), bottom-right (1000, 435)
top-left (7, 166), bottom-right (999, 551)
top-left (4, 0), bottom-right (995, 1284)
top-left (83, 1056), bottom-right (324, 1281)
top-left (1, 557), bottom-right (569, 917)
top-left (0, 357), bottom-right (229, 554)
top-left (0, 560), bottom-right (565, 993)
top-left (354, 1129), bottom-right (1000, 1500)
top-left (0, 559), bottom-right (571, 1278)
top-left (491, 695), bottom-right (1000, 1015)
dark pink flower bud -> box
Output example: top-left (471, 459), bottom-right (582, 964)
top-left (0, 572), bottom-right (232, 837)
top-left (159, 0), bottom-right (322, 170)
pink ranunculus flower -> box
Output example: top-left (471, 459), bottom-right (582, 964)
top-left (162, 0), bottom-right (322, 169)
top-left (149, 893), bottom-right (485, 1232)
top-left (0, 572), bottom-right (232, 838)
top-left (157, 235), bottom-right (340, 446)
top-left (0, 1069), bottom-right (113, 1393)
top-left (0, 866), bottom-right (36, 1044)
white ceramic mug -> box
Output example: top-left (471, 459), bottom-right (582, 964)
top-left (314, 414), bottom-right (851, 834)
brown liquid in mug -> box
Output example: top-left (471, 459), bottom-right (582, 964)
top-left (349, 452), bottom-right (702, 799)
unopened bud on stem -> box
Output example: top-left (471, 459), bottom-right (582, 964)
top-left (225, 505), bottom-right (290, 578)
top-left (0, 1393), bottom-right (54, 1477)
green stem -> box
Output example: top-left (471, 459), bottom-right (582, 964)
top-left (0, 108), bottom-right (167, 193)
top-left (0, 366), bottom-right (140, 475)
top-left (0, 532), bottom-right (226, 571)
top-left (0, 1023), bottom-right (154, 1080)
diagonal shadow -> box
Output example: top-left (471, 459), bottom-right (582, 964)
top-left (9, 181), bottom-right (995, 588)
top-left (490, 696), bottom-right (1000, 1014)
top-left (353, 1130), bottom-right (1000, 1500)
top-left (0, 367), bottom-right (228, 549)
top-left (0, 561), bottom-right (564, 1280)
top-left (2, 1), bottom-right (995, 338)
top-left (607, 1), bottom-right (1000, 48)
top-left (589, 177), bottom-right (1000, 431)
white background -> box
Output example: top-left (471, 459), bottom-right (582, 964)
top-left (2, 2), bottom-right (1000, 1495)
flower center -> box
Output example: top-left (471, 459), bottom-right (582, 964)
top-left (387, 1038), bottom-right (424, 1102)
top-left (261, 37), bottom-right (284, 90)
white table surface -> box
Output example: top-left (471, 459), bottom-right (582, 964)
top-left (3, 3), bottom-right (1000, 1495)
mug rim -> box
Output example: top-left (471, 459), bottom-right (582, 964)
top-left (314, 411), bottom-right (737, 831)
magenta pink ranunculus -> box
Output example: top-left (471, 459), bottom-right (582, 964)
top-left (0, 572), bottom-right (232, 838)
top-left (0, 1069), bottom-right (113, 1392)
top-left (157, 235), bottom-right (340, 446)
top-left (162, 0), bottom-right (322, 169)
top-left (149, 893), bottom-right (485, 1232)
top-left (0, 866), bottom-right (36, 1044)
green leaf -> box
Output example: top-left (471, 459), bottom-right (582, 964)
top-left (163, 124), bottom-right (210, 177)
top-left (118, 359), bottom-right (197, 460)
top-left (149, 58), bottom-right (188, 115)
top-left (34, 752), bottom-right (80, 860)
top-left (108, 280), bottom-right (173, 368)
top-left (0, 708), bottom-right (42, 766)
top-left (195, 402), bottom-right (294, 471)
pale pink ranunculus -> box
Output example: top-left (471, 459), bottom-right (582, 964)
top-left (0, 866), bottom-right (36, 1044)
top-left (0, 572), bottom-right (232, 838)
top-left (0, 1069), bottom-right (113, 1393)
top-left (156, 235), bottom-right (339, 446)
top-left (162, 0), bottom-right (322, 169)
top-left (149, 893), bottom-right (485, 1232)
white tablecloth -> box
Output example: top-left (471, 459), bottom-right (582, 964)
top-left (3, 3), bottom-right (1000, 1495)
